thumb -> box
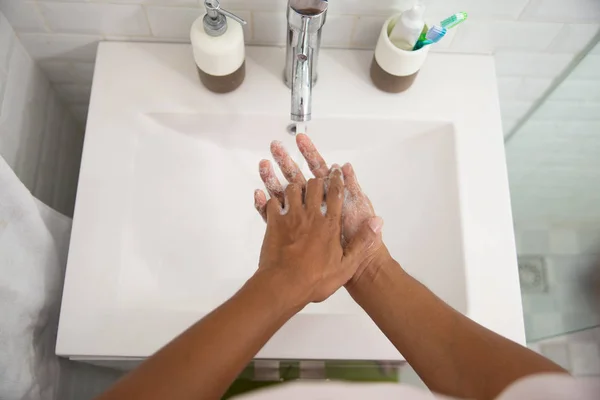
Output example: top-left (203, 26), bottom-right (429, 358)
top-left (343, 216), bottom-right (384, 268)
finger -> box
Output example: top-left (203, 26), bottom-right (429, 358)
top-left (326, 166), bottom-right (344, 220)
top-left (342, 217), bottom-right (384, 269)
top-left (305, 178), bottom-right (324, 213)
top-left (342, 163), bottom-right (361, 197)
top-left (297, 134), bottom-right (329, 178)
top-left (270, 141), bottom-right (307, 185)
top-left (266, 198), bottom-right (282, 220)
top-left (285, 183), bottom-right (303, 213)
top-left (259, 159), bottom-right (285, 203)
top-left (254, 189), bottom-right (267, 222)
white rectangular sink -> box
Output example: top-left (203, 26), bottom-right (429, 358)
top-left (125, 114), bottom-right (465, 316)
top-left (57, 43), bottom-right (523, 361)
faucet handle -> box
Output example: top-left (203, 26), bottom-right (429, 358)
top-left (203, 0), bottom-right (247, 37)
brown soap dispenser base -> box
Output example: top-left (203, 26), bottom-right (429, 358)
top-left (197, 61), bottom-right (246, 94)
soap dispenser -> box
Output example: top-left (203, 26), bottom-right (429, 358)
top-left (191, 0), bottom-right (247, 93)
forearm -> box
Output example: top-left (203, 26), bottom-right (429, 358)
top-left (348, 247), bottom-right (566, 400)
top-left (97, 271), bottom-right (298, 400)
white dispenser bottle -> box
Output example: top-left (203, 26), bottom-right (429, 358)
top-left (190, 0), bottom-right (247, 93)
top-left (388, 1), bottom-right (426, 51)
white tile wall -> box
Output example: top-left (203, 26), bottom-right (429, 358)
top-left (54, 82), bottom-right (91, 103)
top-left (351, 15), bottom-right (387, 49)
top-left (0, 0), bottom-right (597, 132)
top-left (39, 60), bottom-right (95, 83)
top-left (0, 10), bottom-right (83, 216)
top-left (494, 52), bottom-right (576, 78)
top-left (500, 100), bottom-right (536, 121)
top-left (145, 6), bottom-right (202, 38)
top-left (38, 3), bottom-right (151, 36)
top-left (521, 0), bottom-right (600, 24)
top-left (571, 54), bottom-right (600, 79)
top-left (553, 79), bottom-right (600, 101)
top-left (549, 24), bottom-right (600, 54)
top-left (252, 11), bottom-right (287, 45)
top-left (507, 74), bottom-right (600, 225)
top-left (449, 21), bottom-right (562, 54)
top-left (548, 229), bottom-right (580, 255)
top-left (0, 0), bottom-right (47, 32)
top-left (18, 32), bottom-right (102, 62)
top-left (518, 77), bottom-right (554, 101)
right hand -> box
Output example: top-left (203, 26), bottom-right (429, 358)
top-left (253, 134), bottom-right (388, 286)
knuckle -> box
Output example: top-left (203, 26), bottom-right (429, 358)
top-left (328, 182), bottom-right (343, 196)
top-left (286, 183), bottom-right (300, 193)
top-left (266, 198), bottom-right (280, 210)
top-left (308, 177), bottom-right (324, 187)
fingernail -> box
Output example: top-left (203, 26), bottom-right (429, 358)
top-left (329, 164), bottom-right (343, 182)
top-left (368, 217), bottom-right (384, 234)
top-left (330, 164), bottom-right (342, 175)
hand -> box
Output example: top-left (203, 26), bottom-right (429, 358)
top-left (254, 134), bottom-right (387, 286)
top-left (257, 168), bottom-right (381, 309)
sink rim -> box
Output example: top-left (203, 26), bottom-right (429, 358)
top-left (57, 43), bottom-right (523, 361)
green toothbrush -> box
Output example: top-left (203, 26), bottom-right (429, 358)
top-left (440, 12), bottom-right (468, 29)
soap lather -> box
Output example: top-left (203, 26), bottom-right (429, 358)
top-left (191, 0), bottom-right (247, 93)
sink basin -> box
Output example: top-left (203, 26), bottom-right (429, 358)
top-left (122, 114), bottom-right (466, 317)
top-left (57, 43), bottom-right (523, 362)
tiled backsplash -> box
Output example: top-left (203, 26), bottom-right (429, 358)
top-left (0, 0), bottom-right (599, 132)
top-left (0, 10), bottom-right (82, 216)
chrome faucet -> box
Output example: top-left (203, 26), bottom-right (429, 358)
top-left (284, 0), bottom-right (328, 122)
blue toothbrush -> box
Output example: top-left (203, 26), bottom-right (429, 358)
top-left (413, 25), bottom-right (446, 50)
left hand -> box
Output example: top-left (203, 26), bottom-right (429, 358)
top-left (254, 134), bottom-right (385, 288)
top-left (258, 167), bottom-right (382, 308)
top-left (254, 135), bottom-right (377, 244)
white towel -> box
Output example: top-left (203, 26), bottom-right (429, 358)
top-left (0, 154), bottom-right (72, 400)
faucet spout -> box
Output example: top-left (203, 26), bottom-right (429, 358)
top-left (291, 17), bottom-right (312, 122)
top-left (284, 0), bottom-right (328, 123)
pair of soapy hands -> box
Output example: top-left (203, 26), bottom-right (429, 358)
top-left (252, 134), bottom-right (386, 307)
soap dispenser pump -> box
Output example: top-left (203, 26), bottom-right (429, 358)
top-left (191, 0), bottom-right (247, 93)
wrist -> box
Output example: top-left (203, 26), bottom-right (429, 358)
top-left (346, 245), bottom-right (400, 293)
top-left (247, 269), bottom-right (307, 317)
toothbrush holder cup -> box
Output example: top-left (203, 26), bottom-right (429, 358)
top-left (370, 13), bottom-right (430, 93)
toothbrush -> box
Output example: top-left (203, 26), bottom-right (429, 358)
top-left (412, 11), bottom-right (467, 50)
top-left (413, 25), bottom-right (446, 50)
top-left (440, 12), bottom-right (468, 29)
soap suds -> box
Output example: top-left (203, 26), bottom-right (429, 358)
top-left (297, 135), bottom-right (328, 178)
top-left (270, 141), bottom-right (305, 183)
top-left (259, 161), bottom-right (284, 197)
top-left (341, 188), bottom-right (374, 243)
top-left (320, 202), bottom-right (327, 216)
top-left (280, 199), bottom-right (290, 215)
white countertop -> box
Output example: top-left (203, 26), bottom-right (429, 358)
top-left (56, 43), bottom-right (524, 361)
